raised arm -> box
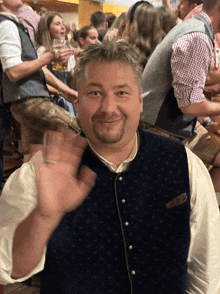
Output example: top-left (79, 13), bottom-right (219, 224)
top-left (11, 129), bottom-right (96, 279)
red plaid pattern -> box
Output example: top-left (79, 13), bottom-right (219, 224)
top-left (171, 12), bottom-right (214, 108)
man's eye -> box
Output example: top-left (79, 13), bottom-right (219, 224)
top-left (89, 91), bottom-right (100, 96)
top-left (118, 91), bottom-right (128, 96)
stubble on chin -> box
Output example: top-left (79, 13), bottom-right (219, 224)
top-left (93, 117), bottom-right (126, 144)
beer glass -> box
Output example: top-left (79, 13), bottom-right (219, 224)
top-left (52, 39), bottom-right (70, 71)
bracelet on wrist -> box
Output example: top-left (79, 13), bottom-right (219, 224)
top-left (201, 118), bottom-right (212, 127)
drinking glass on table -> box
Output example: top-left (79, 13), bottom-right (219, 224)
top-left (52, 39), bottom-right (70, 71)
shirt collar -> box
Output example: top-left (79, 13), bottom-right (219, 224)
top-left (200, 11), bottom-right (214, 32)
top-left (88, 133), bottom-right (138, 173)
top-left (0, 12), bottom-right (19, 23)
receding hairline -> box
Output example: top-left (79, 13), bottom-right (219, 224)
top-left (77, 60), bottom-right (143, 94)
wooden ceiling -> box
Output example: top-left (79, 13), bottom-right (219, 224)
top-left (23, 0), bottom-right (78, 13)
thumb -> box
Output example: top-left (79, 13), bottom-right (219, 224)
top-left (77, 165), bottom-right (97, 196)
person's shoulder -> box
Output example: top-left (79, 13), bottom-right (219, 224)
top-left (0, 18), bottom-right (19, 39)
top-left (0, 16), bottom-right (19, 34)
top-left (140, 128), bottom-right (185, 155)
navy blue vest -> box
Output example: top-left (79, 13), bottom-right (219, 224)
top-left (0, 15), bottom-right (50, 103)
top-left (40, 129), bottom-right (191, 294)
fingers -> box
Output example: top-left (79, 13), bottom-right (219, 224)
top-left (45, 128), bottom-right (87, 176)
top-left (59, 128), bottom-right (88, 167)
top-left (43, 131), bottom-right (64, 162)
top-left (52, 45), bottom-right (72, 61)
top-left (42, 128), bottom-right (90, 183)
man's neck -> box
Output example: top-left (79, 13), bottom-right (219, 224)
top-left (204, 4), bottom-right (220, 34)
top-left (0, 4), bottom-right (22, 15)
top-left (88, 135), bottom-right (137, 167)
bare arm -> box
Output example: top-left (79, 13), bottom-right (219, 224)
top-left (162, 0), bottom-right (174, 12)
top-left (4, 47), bottom-right (72, 83)
top-left (180, 98), bottom-right (220, 117)
top-left (162, 0), bottom-right (180, 23)
top-left (205, 67), bottom-right (220, 85)
top-left (11, 129), bottom-right (96, 279)
top-left (42, 67), bottom-right (78, 104)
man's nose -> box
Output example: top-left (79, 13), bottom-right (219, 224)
top-left (100, 95), bottom-right (116, 113)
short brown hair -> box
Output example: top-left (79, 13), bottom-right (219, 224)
top-left (203, 0), bottom-right (219, 11)
top-left (188, 0), bottom-right (203, 4)
top-left (90, 11), bottom-right (106, 29)
top-left (74, 41), bottom-right (143, 92)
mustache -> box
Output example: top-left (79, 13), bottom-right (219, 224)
top-left (92, 114), bottom-right (125, 122)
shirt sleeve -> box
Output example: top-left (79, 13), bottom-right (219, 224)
top-left (186, 148), bottom-right (220, 294)
top-left (37, 46), bottom-right (46, 58)
top-left (0, 153), bottom-right (45, 285)
top-left (68, 54), bottom-right (76, 71)
top-left (171, 32), bottom-right (213, 108)
top-left (0, 20), bottom-right (23, 71)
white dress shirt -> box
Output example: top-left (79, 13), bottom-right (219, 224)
top-left (0, 12), bottom-right (23, 71)
top-left (0, 144), bottom-right (220, 293)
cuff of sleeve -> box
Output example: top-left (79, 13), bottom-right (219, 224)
top-left (202, 118), bottom-right (212, 127)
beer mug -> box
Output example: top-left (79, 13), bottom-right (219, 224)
top-left (52, 39), bottom-right (70, 71)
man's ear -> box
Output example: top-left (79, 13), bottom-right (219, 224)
top-left (105, 22), bottom-right (108, 29)
top-left (79, 37), bottom-right (84, 48)
top-left (139, 93), bottom-right (143, 113)
top-left (73, 97), bottom-right (79, 109)
top-left (190, 3), bottom-right (197, 10)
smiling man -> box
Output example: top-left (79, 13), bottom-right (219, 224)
top-left (0, 42), bottom-right (220, 294)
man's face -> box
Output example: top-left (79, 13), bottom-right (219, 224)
top-left (80, 29), bottom-right (99, 49)
top-left (76, 61), bottom-right (143, 149)
top-left (177, 0), bottom-right (196, 20)
top-left (0, 0), bottom-right (23, 13)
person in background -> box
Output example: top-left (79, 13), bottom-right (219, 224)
top-left (35, 11), bottom-right (76, 115)
top-left (90, 10), bottom-right (108, 42)
top-left (0, 0), bottom-right (79, 168)
top-left (103, 12), bottom-right (127, 42)
top-left (106, 14), bottom-right (116, 28)
top-left (177, 0), bottom-right (204, 20)
top-left (67, 25), bottom-right (99, 91)
top-left (161, 0), bottom-right (203, 22)
top-left (123, 4), bottom-right (176, 70)
top-left (0, 41), bottom-right (220, 294)
top-left (78, 25), bottom-right (99, 50)
top-left (16, 3), bottom-right (40, 46)
top-left (141, 0), bottom-right (220, 194)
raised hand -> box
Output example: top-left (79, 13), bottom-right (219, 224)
top-left (35, 128), bottom-right (96, 219)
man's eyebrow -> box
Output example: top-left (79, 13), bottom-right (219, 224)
top-left (86, 83), bottom-right (132, 90)
top-left (87, 83), bottom-right (103, 88)
top-left (113, 84), bottom-right (132, 89)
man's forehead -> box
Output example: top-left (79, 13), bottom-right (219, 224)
top-left (84, 60), bottom-right (133, 74)
top-left (82, 61), bottom-right (135, 82)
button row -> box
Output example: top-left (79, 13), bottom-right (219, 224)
top-left (118, 180), bottom-right (135, 276)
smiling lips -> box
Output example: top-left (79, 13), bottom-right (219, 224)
top-left (93, 115), bottom-right (125, 126)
